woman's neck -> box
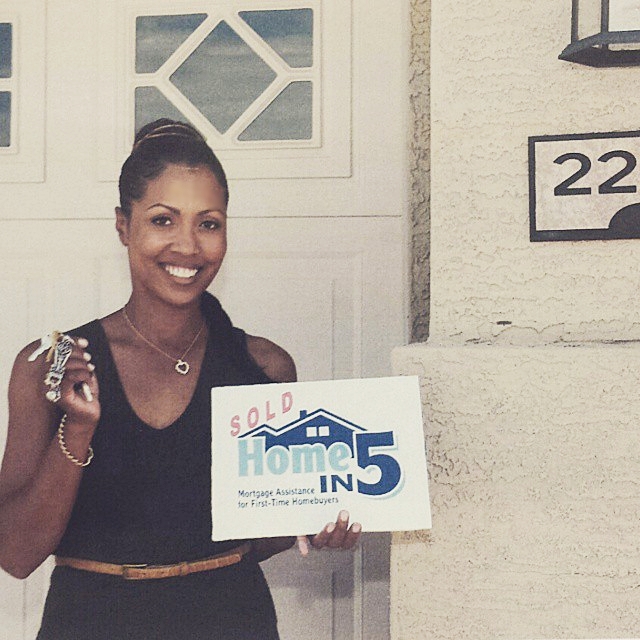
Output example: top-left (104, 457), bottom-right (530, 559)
top-left (123, 293), bottom-right (205, 351)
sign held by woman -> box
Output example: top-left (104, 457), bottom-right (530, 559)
top-left (211, 376), bottom-right (432, 540)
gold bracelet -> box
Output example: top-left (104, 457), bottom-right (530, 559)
top-left (56, 414), bottom-right (94, 467)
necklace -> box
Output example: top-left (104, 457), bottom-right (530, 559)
top-left (122, 306), bottom-right (206, 375)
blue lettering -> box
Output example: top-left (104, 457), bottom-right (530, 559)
top-left (238, 436), bottom-right (265, 476)
top-left (290, 443), bottom-right (326, 473)
top-left (266, 445), bottom-right (290, 475)
top-left (355, 431), bottom-right (401, 496)
top-left (331, 473), bottom-right (353, 492)
top-left (327, 442), bottom-right (351, 471)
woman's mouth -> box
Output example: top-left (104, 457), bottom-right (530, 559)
top-left (164, 264), bottom-right (200, 279)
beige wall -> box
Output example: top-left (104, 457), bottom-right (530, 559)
top-left (392, 343), bottom-right (640, 639)
top-left (395, 1), bottom-right (640, 638)
top-left (429, 1), bottom-right (640, 345)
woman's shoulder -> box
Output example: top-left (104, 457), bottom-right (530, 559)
top-left (7, 339), bottom-right (59, 447)
top-left (244, 334), bottom-right (296, 383)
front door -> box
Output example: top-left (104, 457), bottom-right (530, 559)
top-left (0, 1), bottom-right (408, 638)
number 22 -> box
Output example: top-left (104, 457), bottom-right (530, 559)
top-left (553, 150), bottom-right (637, 196)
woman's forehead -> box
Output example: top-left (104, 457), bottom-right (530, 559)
top-left (143, 164), bottom-right (225, 197)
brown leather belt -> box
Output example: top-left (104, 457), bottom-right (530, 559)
top-left (55, 543), bottom-right (251, 580)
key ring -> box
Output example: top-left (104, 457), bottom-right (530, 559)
top-left (31, 331), bottom-right (75, 403)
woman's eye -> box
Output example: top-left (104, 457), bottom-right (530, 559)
top-left (151, 215), bottom-right (172, 227)
top-left (200, 219), bottom-right (220, 231)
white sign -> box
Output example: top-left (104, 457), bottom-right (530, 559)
top-left (210, 376), bottom-right (431, 540)
top-left (529, 130), bottom-right (640, 241)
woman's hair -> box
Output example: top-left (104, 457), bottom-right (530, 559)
top-left (118, 118), bottom-right (229, 216)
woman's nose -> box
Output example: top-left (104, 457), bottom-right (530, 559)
top-left (173, 224), bottom-right (198, 254)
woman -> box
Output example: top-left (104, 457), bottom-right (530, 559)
top-left (0, 119), bottom-right (360, 639)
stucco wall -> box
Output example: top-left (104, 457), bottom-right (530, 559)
top-left (394, 0), bottom-right (640, 638)
top-left (392, 343), bottom-right (640, 639)
top-left (429, 0), bottom-right (640, 344)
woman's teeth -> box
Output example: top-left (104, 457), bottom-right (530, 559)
top-left (165, 265), bottom-right (199, 279)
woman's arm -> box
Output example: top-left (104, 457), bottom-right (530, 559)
top-left (245, 334), bottom-right (297, 384)
top-left (0, 337), bottom-right (98, 578)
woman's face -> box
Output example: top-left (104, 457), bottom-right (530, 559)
top-left (116, 163), bottom-right (227, 308)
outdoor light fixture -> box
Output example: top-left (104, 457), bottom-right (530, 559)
top-left (559, 0), bottom-right (640, 66)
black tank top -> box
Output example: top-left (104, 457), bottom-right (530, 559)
top-left (55, 293), bottom-right (271, 565)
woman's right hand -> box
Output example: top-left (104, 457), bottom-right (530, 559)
top-left (54, 336), bottom-right (100, 430)
top-left (0, 335), bottom-right (101, 578)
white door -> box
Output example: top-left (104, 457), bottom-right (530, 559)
top-left (0, 1), bottom-right (408, 638)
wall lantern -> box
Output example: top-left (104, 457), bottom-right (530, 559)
top-left (559, 0), bottom-right (640, 66)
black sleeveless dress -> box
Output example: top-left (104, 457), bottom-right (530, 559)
top-left (37, 294), bottom-right (280, 640)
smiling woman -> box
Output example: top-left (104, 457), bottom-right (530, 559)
top-left (0, 118), bottom-right (360, 640)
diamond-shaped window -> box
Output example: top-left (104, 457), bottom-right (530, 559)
top-left (0, 92), bottom-right (11, 147)
top-left (239, 9), bottom-right (313, 68)
top-left (135, 87), bottom-right (190, 132)
top-left (136, 14), bottom-right (207, 74)
top-left (0, 23), bottom-right (12, 78)
top-left (170, 21), bottom-right (276, 134)
top-left (239, 81), bottom-right (312, 141)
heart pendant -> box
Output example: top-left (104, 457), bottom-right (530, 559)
top-left (175, 360), bottom-right (190, 375)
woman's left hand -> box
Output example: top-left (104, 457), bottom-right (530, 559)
top-left (297, 510), bottom-right (361, 556)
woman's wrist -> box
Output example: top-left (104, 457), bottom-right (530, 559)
top-left (56, 414), bottom-right (94, 467)
top-left (54, 415), bottom-right (96, 465)
top-left (60, 413), bottom-right (98, 436)
top-left (250, 536), bottom-right (296, 562)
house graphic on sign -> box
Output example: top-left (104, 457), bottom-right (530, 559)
top-left (238, 407), bottom-right (403, 497)
top-left (239, 408), bottom-right (368, 453)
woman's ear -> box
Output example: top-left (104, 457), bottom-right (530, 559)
top-left (115, 207), bottom-right (130, 247)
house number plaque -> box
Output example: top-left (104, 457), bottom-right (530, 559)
top-left (529, 130), bottom-right (640, 241)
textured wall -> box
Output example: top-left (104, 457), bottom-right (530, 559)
top-left (429, 0), bottom-right (640, 344)
top-left (409, 0), bottom-right (430, 342)
top-left (392, 343), bottom-right (640, 639)
top-left (393, 0), bottom-right (640, 638)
